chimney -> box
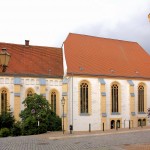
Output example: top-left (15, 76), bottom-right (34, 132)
top-left (25, 40), bottom-right (29, 46)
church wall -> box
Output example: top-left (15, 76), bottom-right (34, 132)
top-left (146, 81), bottom-right (150, 125)
top-left (1, 75), bottom-right (150, 131)
top-left (66, 76), bottom-right (150, 131)
top-left (67, 76), bottom-right (101, 131)
top-left (0, 77), bottom-right (14, 112)
top-left (133, 80), bottom-right (149, 126)
top-left (105, 79), bottom-right (130, 129)
top-left (0, 76), bottom-right (62, 120)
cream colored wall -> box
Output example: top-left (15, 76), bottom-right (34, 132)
top-left (100, 84), bottom-right (107, 129)
top-left (62, 82), bottom-right (68, 131)
top-left (40, 85), bottom-right (46, 95)
top-left (14, 85), bottom-right (21, 120)
top-left (129, 85), bottom-right (137, 127)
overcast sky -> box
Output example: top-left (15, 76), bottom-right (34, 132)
top-left (0, 0), bottom-right (150, 53)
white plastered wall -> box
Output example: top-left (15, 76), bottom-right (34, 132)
top-left (67, 76), bottom-right (101, 131)
top-left (66, 77), bottom-right (150, 131)
top-left (105, 79), bottom-right (130, 129)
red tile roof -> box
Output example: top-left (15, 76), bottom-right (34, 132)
top-left (64, 33), bottom-right (150, 79)
top-left (0, 42), bottom-right (63, 78)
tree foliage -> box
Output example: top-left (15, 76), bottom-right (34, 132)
top-left (0, 109), bottom-right (15, 129)
top-left (20, 93), bottom-right (62, 135)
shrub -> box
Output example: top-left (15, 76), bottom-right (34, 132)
top-left (0, 128), bottom-right (10, 137)
top-left (47, 112), bottom-right (62, 131)
top-left (0, 110), bottom-right (15, 129)
top-left (38, 123), bottom-right (47, 134)
top-left (22, 116), bottom-right (37, 135)
top-left (11, 121), bottom-right (22, 136)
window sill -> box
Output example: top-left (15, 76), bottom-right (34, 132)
top-left (80, 113), bottom-right (90, 116)
top-left (111, 112), bottom-right (121, 115)
top-left (138, 112), bottom-right (146, 114)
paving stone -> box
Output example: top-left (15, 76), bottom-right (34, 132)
top-left (0, 127), bottom-right (150, 150)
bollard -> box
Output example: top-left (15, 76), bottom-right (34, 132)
top-left (89, 123), bottom-right (91, 132)
top-left (103, 123), bottom-right (104, 131)
top-left (124, 120), bottom-right (125, 128)
top-left (70, 125), bottom-right (73, 134)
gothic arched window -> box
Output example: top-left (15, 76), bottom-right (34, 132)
top-left (111, 84), bottom-right (118, 113)
top-left (1, 90), bottom-right (7, 112)
top-left (51, 91), bottom-right (56, 113)
top-left (27, 90), bottom-right (33, 97)
top-left (138, 85), bottom-right (144, 112)
top-left (80, 82), bottom-right (88, 113)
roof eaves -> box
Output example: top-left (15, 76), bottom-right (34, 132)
top-left (67, 72), bottom-right (150, 80)
top-left (0, 73), bottom-right (63, 79)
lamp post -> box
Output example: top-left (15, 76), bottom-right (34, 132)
top-left (0, 48), bottom-right (11, 72)
top-left (148, 13), bottom-right (150, 22)
top-left (61, 96), bottom-right (65, 134)
top-left (37, 114), bottom-right (40, 134)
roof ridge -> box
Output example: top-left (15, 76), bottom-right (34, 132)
top-left (0, 42), bottom-right (61, 49)
top-left (69, 32), bottom-right (137, 44)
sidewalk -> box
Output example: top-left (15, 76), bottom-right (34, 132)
top-left (31, 126), bottom-right (150, 140)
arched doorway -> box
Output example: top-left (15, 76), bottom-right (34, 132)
top-left (138, 119), bottom-right (141, 127)
top-left (116, 120), bottom-right (120, 128)
top-left (143, 119), bottom-right (146, 126)
top-left (111, 120), bottom-right (115, 129)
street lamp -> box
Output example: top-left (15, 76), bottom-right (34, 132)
top-left (148, 13), bottom-right (150, 22)
top-left (0, 48), bottom-right (11, 72)
top-left (61, 96), bottom-right (65, 134)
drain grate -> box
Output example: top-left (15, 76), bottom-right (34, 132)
top-left (37, 142), bottom-right (49, 145)
top-left (124, 144), bottom-right (131, 146)
top-left (74, 142), bottom-right (80, 144)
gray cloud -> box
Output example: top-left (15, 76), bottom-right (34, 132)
top-left (73, 9), bottom-right (150, 54)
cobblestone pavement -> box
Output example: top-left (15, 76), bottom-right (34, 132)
top-left (1, 127), bottom-right (150, 150)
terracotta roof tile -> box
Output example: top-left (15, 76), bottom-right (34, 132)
top-left (64, 33), bottom-right (150, 79)
top-left (0, 42), bottom-right (63, 77)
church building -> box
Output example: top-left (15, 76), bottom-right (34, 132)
top-left (0, 33), bottom-right (150, 131)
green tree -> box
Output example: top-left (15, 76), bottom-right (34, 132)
top-left (20, 93), bottom-right (61, 135)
